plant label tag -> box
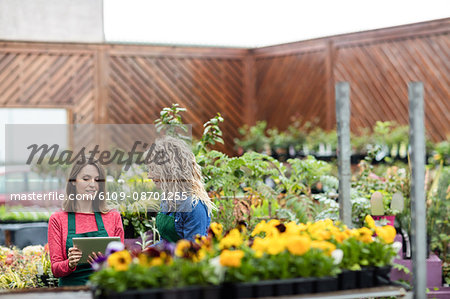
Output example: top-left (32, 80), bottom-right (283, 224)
top-left (391, 192), bottom-right (404, 213)
top-left (370, 191), bottom-right (384, 216)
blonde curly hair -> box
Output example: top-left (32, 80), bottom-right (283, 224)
top-left (147, 136), bottom-right (217, 216)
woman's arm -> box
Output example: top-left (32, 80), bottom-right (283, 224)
top-left (48, 214), bottom-right (76, 277)
top-left (114, 211), bottom-right (125, 243)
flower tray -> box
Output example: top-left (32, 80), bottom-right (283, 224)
top-left (97, 267), bottom-right (393, 299)
top-left (97, 285), bottom-right (217, 299)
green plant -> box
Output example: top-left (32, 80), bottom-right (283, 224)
top-left (107, 167), bottom-right (160, 238)
top-left (155, 104), bottom-right (189, 139)
top-left (0, 205), bottom-right (52, 222)
top-left (194, 113), bottom-right (224, 155)
top-left (306, 128), bottom-right (337, 154)
top-left (351, 127), bottom-right (373, 154)
top-left (234, 121), bottom-right (269, 153)
top-left (427, 165), bottom-right (450, 265)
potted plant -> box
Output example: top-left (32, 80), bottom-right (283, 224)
top-left (234, 121), bottom-right (269, 154)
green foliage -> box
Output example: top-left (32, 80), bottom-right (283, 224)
top-left (194, 113), bottom-right (224, 155)
top-left (234, 121), bottom-right (269, 153)
top-left (285, 156), bottom-right (331, 195)
top-left (90, 258), bottom-right (219, 293)
top-left (284, 195), bottom-right (317, 224)
top-left (306, 128), bottom-right (337, 154)
top-left (107, 166), bottom-right (159, 238)
top-left (427, 165), bottom-right (450, 265)
top-left (224, 248), bottom-right (338, 282)
top-left (338, 238), bottom-right (397, 270)
top-left (0, 205), bottom-right (52, 222)
top-left (155, 104), bottom-right (189, 138)
top-left (393, 263), bottom-right (411, 275)
top-left (267, 128), bottom-right (290, 150)
top-left (373, 121), bottom-right (409, 148)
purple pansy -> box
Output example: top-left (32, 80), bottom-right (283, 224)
top-left (91, 255), bottom-right (107, 271)
top-left (105, 241), bottom-right (125, 256)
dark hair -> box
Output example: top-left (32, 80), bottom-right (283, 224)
top-left (63, 159), bottom-right (109, 213)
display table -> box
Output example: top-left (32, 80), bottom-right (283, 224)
top-left (0, 222), bottom-right (48, 247)
top-left (0, 286), bottom-right (92, 299)
top-left (262, 286), bottom-right (411, 298)
top-left (0, 286), bottom-right (411, 299)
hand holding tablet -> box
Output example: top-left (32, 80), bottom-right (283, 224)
top-left (72, 237), bottom-right (121, 264)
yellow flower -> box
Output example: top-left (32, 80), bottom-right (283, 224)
top-left (108, 250), bottom-right (132, 271)
top-left (267, 219), bottom-right (281, 227)
top-left (220, 250), bottom-right (245, 267)
top-left (140, 252), bottom-right (172, 267)
top-left (193, 249), bottom-right (206, 263)
top-left (365, 215), bottom-right (376, 229)
top-left (175, 240), bottom-right (191, 257)
top-left (138, 253), bottom-right (148, 266)
top-left (297, 223), bottom-right (308, 231)
top-left (284, 222), bottom-right (301, 236)
top-left (333, 231), bottom-right (349, 243)
top-left (266, 237), bottom-right (285, 255)
top-left (286, 235), bottom-right (311, 255)
top-left (210, 222), bottom-right (223, 240)
top-left (251, 221), bottom-right (268, 236)
top-left (357, 227), bottom-right (374, 243)
top-left (175, 240), bottom-right (205, 262)
top-left (375, 225), bottom-right (396, 244)
top-left (219, 229), bottom-right (243, 249)
top-left (310, 241), bottom-right (336, 256)
top-left (251, 237), bottom-right (269, 255)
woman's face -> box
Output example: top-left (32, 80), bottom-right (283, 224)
top-left (74, 164), bottom-right (99, 197)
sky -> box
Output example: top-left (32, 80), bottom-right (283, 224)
top-left (103, 0), bottom-right (449, 47)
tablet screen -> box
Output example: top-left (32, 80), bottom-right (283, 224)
top-left (72, 237), bottom-right (121, 264)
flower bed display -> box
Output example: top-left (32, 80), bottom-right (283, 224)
top-left (0, 244), bottom-right (56, 289)
top-left (91, 217), bottom-right (399, 298)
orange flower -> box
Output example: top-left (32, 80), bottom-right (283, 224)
top-left (375, 225), bottom-right (396, 244)
top-left (357, 227), bottom-right (374, 243)
top-left (365, 215), bottom-right (376, 229)
top-left (310, 241), bottom-right (336, 256)
top-left (220, 250), bottom-right (245, 267)
top-left (286, 235), bottom-right (311, 255)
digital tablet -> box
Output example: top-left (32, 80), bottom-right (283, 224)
top-left (72, 237), bottom-right (121, 264)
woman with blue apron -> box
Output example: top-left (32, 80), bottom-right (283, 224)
top-left (155, 197), bottom-right (211, 243)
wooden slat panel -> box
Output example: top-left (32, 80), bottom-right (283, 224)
top-left (0, 18), bottom-right (448, 158)
top-left (254, 19), bottom-right (449, 142)
top-left (105, 54), bottom-right (245, 153)
top-left (254, 50), bottom-right (328, 131)
top-left (334, 33), bottom-right (450, 141)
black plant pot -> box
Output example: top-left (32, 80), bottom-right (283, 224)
top-left (315, 276), bottom-right (339, 293)
top-left (338, 270), bottom-right (357, 290)
top-left (100, 288), bottom-right (162, 299)
top-left (123, 224), bottom-right (136, 239)
top-left (272, 278), bottom-right (296, 296)
top-left (176, 286), bottom-right (203, 299)
top-left (374, 266), bottom-right (392, 286)
top-left (202, 285), bottom-right (221, 299)
top-left (357, 267), bottom-right (375, 288)
top-left (253, 280), bottom-right (276, 298)
top-left (351, 154), bottom-right (366, 165)
top-left (292, 277), bottom-right (315, 295)
top-left (160, 288), bottom-right (179, 299)
top-left (233, 281), bottom-right (255, 299)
